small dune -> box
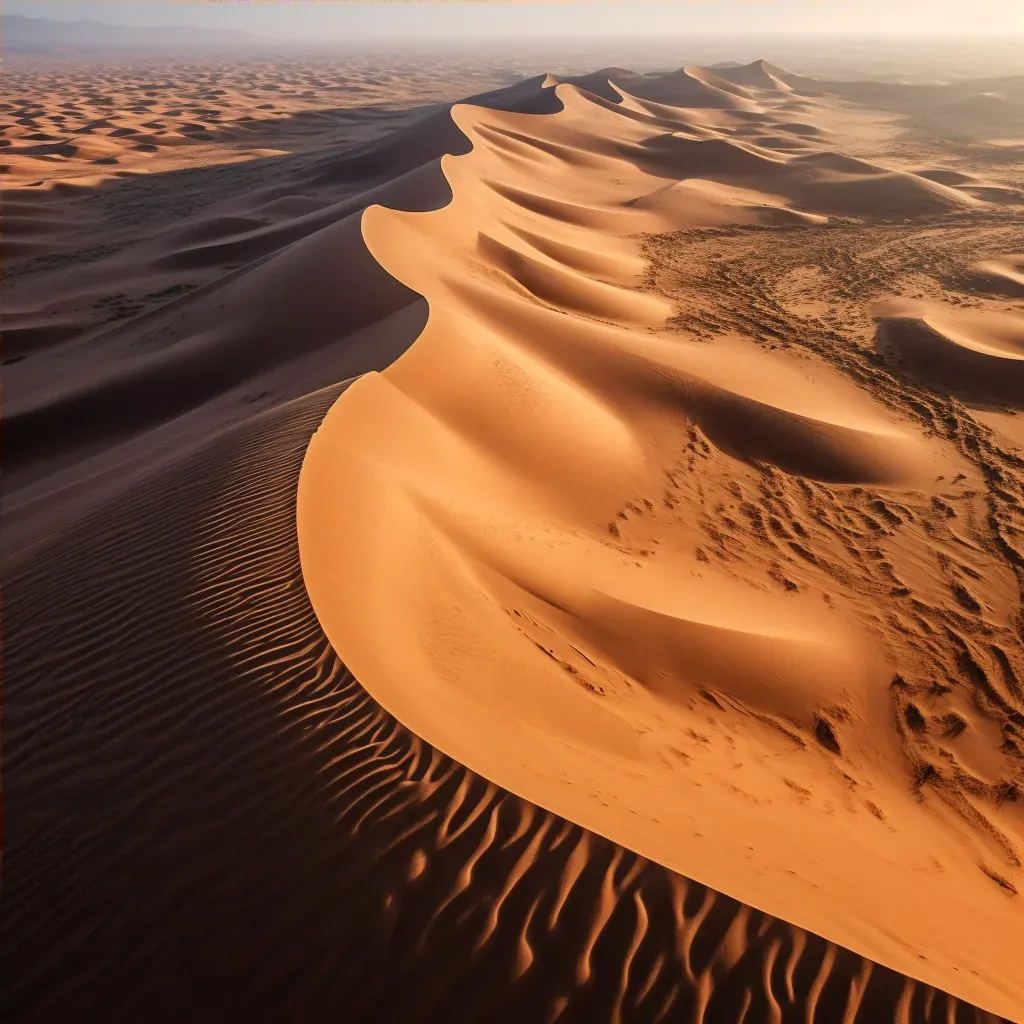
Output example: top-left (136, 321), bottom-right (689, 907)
top-left (876, 302), bottom-right (1024, 407)
top-left (972, 254), bottom-right (1024, 297)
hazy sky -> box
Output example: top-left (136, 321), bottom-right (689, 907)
top-left (8, 1), bottom-right (1023, 39)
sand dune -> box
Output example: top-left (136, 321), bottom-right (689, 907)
top-left (938, 93), bottom-right (1023, 129)
top-left (972, 254), bottom-right (1024, 297)
top-left (617, 66), bottom-right (761, 110)
top-left (773, 65), bottom-right (1024, 139)
top-left (876, 302), bottom-right (1024, 407)
top-left (709, 59), bottom-right (796, 94)
top-left (6, 53), bottom-right (1024, 1023)
top-left (299, 71), bottom-right (1024, 1019)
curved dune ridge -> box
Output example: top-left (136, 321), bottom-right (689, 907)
top-left (875, 300), bottom-right (1024, 407)
top-left (6, 385), bottom-right (1001, 1024)
top-left (711, 59), bottom-right (796, 94)
top-left (298, 71), bottom-right (1023, 1018)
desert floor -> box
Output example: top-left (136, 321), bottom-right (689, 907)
top-left (4, 49), bottom-right (1023, 1024)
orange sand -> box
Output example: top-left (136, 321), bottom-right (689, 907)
top-left (299, 66), bottom-right (1024, 1019)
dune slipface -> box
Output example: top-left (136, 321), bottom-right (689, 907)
top-left (299, 78), bottom-right (1024, 1019)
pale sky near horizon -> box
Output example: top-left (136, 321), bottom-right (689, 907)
top-left (7, 1), bottom-right (1023, 39)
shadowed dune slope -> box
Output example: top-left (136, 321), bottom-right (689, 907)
top-left (299, 75), bottom-right (1024, 1020)
top-left (3, 73), bottom-right (572, 481)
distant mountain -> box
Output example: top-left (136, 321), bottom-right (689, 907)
top-left (2, 14), bottom-right (263, 53)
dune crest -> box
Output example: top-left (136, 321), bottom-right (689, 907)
top-left (298, 70), bottom-right (1024, 1018)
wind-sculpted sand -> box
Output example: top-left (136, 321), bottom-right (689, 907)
top-left (5, 56), bottom-right (1023, 1023)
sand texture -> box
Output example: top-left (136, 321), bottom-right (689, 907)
top-left (5, 54), bottom-right (1023, 1024)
